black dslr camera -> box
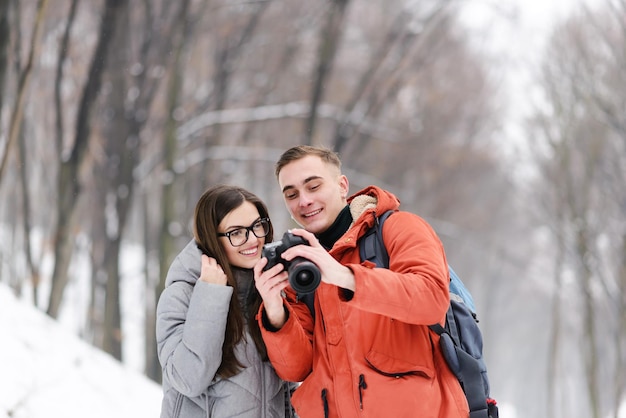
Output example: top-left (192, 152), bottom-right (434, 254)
top-left (262, 231), bottom-right (321, 294)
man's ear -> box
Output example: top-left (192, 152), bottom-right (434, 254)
top-left (339, 174), bottom-right (349, 199)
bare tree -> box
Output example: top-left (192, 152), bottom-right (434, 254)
top-left (147, 0), bottom-right (193, 382)
top-left (0, 0), bottom-right (48, 181)
top-left (331, 0), bottom-right (455, 156)
top-left (83, 1), bottom-right (189, 361)
top-left (47, 0), bottom-right (124, 318)
top-left (305, 0), bottom-right (350, 143)
top-left (1, 0), bottom-right (48, 302)
top-left (1, 0), bottom-right (510, 398)
top-left (54, 0), bottom-right (79, 160)
top-left (528, 4), bottom-right (626, 416)
top-left (0, 0), bottom-right (10, 116)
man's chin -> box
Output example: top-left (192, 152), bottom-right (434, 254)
top-left (301, 218), bottom-right (326, 234)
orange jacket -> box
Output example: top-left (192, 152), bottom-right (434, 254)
top-left (259, 186), bottom-right (469, 418)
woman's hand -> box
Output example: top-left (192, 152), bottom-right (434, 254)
top-left (199, 255), bottom-right (228, 285)
top-left (254, 257), bottom-right (289, 329)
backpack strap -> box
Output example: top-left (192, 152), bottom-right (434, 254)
top-left (359, 210), bottom-right (395, 266)
top-left (430, 310), bottom-right (490, 418)
top-left (455, 347), bottom-right (490, 418)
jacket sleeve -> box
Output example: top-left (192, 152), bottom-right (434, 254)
top-left (258, 298), bottom-right (314, 382)
top-left (346, 210), bottom-right (450, 326)
top-left (156, 255), bottom-right (233, 397)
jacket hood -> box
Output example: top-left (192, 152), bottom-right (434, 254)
top-left (165, 239), bottom-right (202, 288)
top-left (347, 185), bottom-right (400, 223)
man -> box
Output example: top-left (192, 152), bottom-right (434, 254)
top-left (254, 145), bottom-right (469, 418)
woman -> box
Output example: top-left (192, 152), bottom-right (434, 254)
top-left (156, 185), bottom-right (295, 417)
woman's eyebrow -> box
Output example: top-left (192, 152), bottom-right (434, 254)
top-left (223, 217), bottom-right (262, 231)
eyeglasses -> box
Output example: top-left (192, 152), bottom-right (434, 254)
top-left (217, 218), bottom-right (271, 247)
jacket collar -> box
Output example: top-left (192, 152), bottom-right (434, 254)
top-left (317, 205), bottom-right (352, 250)
top-left (327, 185), bottom-right (401, 256)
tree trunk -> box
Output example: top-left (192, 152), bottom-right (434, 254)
top-left (578, 226), bottom-right (600, 418)
top-left (0, 0), bottom-right (10, 116)
top-left (17, 117), bottom-right (41, 304)
top-left (153, 12), bottom-right (187, 381)
top-left (47, 0), bottom-right (124, 318)
top-left (98, 0), bottom-right (184, 361)
top-left (305, 0), bottom-right (350, 144)
top-left (97, 0), bottom-right (131, 359)
top-left (0, 0), bottom-right (48, 182)
top-left (54, 0), bottom-right (79, 154)
top-left (139, 0), bottom-right (193, 383)
top-left (547, 227), bottom-right (565, 417)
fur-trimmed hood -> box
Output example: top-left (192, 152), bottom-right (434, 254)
top-left (347, 185), bottom-right (401, 232)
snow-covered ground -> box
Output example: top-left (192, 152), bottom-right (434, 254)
top-left (0, 284), bottom-right (163, 418)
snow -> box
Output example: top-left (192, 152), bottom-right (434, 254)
top-left (0, 284), bottom-right (163, 418)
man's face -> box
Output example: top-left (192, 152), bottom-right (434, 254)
top-left (277, 155), bottom-right (349, 235)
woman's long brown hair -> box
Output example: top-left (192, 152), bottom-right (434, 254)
top-left (193, 185), bottom-right (274, 378)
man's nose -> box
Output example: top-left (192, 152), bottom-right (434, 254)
top-left (298, 192), bottom-right (313, 207)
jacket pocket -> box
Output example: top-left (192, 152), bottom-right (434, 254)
top-left (365, 349), bottom-right (434, 378)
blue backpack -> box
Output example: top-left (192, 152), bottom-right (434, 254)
top-left (359, 210), bottom-right (498, 418)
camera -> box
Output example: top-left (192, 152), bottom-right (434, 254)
top-left (262, 231), bottom-right (321, 294)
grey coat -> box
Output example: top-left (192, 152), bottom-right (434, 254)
top-left (156, 240), bottom-right (294, 418)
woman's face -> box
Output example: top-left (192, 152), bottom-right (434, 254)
top-left (217, 201), bottom-right (267, 269)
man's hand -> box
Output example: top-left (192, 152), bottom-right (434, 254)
top-left (282, 228), bottom-right (356, 292)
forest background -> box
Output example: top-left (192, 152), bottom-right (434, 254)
top-left (1, 1), bottom-right (625, 417)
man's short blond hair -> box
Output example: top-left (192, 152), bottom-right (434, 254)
top-left (275, 145), bottom-right (342, 178)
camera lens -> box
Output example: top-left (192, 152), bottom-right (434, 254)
top-left (295, 270), bottom-right (314, 286)
top-left (288, 258), bottom-right (321, 294)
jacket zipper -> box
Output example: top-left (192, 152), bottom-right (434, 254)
top-left (358, 374), bottom-right (367, 410)
top-left (321, 388), bottom-right (329, 418)
top-left (173, 392), bottom-right (184, 418)
top-left (261, 361), bottom-right (266, 418)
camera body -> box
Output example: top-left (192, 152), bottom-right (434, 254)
top-left (262, 231), bottom-right (321, 294)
